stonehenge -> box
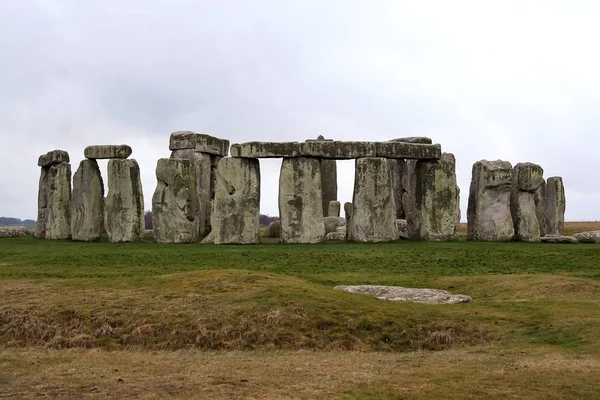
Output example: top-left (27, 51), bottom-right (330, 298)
top-left (347, 158), bottom-right (398, 242)
top-left (104, 159), bottom-right (145, 242)
top-left (278, 157), bottom-right (325, 243)
top-left (35, 151), bottom-right (72, 240)
top-left (71, 160), bottom-right (104, 241)
top-left (411, 153), bottom-right (460, 241)
top-left (467, 160), bottom-right (514, 241)
top-left (511, 163), bottom-right (544, 242)
top-left (212, 157), bottom-right (261, 244)
top-left (152, 158), bottom-right (198, 243)
top-left (34, 133), bottom-right (569, 246)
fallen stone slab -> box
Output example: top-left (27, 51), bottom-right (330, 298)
top-left (38, 150), bottom-right (69, 167)
top-left (572, 230), bottom-right (600, 244)
top-left (169, 131), bottom-right (229, 156)
top-left (299, 141), bottom-right (376, 159)
top-left (325, 232), bottom-right (346, 241)
top-left (375, 142), bottom-right (441, 160)
top-left (0, 226), bottom-right (31, 238)
top-left (230, 142), bottom-right (299, 158)
top-left (84, 145), bottom-right (132, 159)
top-left (540, 235), bottom-right (578, 244)
top-left (334, 285), bottom-right (472, 304)
top-left (324, 216), bottom-right (346, 234)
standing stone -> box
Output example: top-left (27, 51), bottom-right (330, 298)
top-left (307, 136), bottom-right (338, 216)
top-left (412, 153), bottom-right (460, 241)
top-left (104, 159), bottom-right (145, 242)
top-left (264, 220), bottom-right (281, 238)
top-left (467, 160), bottom-right (514, 241)
top-left (71, 160), bottom-right (104, 241)
top-left (212, 158), bottom-right (260, 244)
top-left (43, 162), bottom-right (72, 239)
top-left (207, 155), bottom-right (223, 232)
top-left (389, 137), bottom-right (432, 222)
top-left (511, 163), bottom-right (544, 242)
top-left (348, 157), bottom-right (398, 242)
top-left (344, 202), bottom-right (353, 239)
top-left (34, 168), bottom-right (49, 239)
top-left (328, 200), bottom-right (341, 217)
top-left (279, 157), bottom-right (325, 243)
top-left (546, 177), bottom-right (566, 236)
top-left (171, 149), bottom-right (211, 236)
top-left (534, 180), bottom-right (547, 236)
top-left (152, 158), bottom-right (198, 243)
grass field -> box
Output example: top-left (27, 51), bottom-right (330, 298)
top-left (1, 222), bottom-right (600, 398)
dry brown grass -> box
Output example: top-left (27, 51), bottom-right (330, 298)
top-left (1, 346), bottom-right (599, 399)
top-left (457, 221), bottom-right (600, 236)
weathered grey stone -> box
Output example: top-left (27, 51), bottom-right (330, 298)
top-left (230, 142), bottom-right (299, 158)
top-left (541, 235), bottom-right (578, 244)
top-left (411, 153), bottom-right (460, 241)
top-left (0, 226), bottom-right (31, 238)
top-left (34, 168), bottom-right (49, 239)
top-left (40, 162), bottom-right (72, 240)
top-left (511, 163), bottom-right (544, 242)
top-left (171, 149), bottom-right (211, 236)
top-left (299, 141), bottom-right (376, 159)
top-left (264, 220), bottom-right (281, 238)
top-left (344, 202), bottom-right (353, 238)
top-left (278, 157), bottom-right (325, 243)
top-left (196, 134), bottom-right (230, 156)
top-left (348, 157), bottom-right (398, 242)
top-left (152, 158), bottom-right (198, 243)
top-left (389, 137), bottom-right (433, 144)
top-left (375, 142), bottom-right (442, 160)
top-left (325, 232), bottom-right (346, 241)
top-left (336, 225), bottom-right (346, 234)
top-left (467, 160), bottom-right (514, 241)
top-left (320, 159), bottom-right (337, 216)
top-left (212, 158), bottom-right (261, 244)
top-left (71, 160), bottom-right (104, 241)
top-left (546, 177), bottom-right (565, 236)
top-left (200, 230), bottom-right (215, 244)
top-left (169, 131), bottom-right (229, 156)
top-left (391, 159), bottom-right (419, 231)
top-left (207, 155), bottom-right (223, 232)
top-left (535, 180), bottom-right (547, 236)
top-left (37, 150), bottom-right (69, 167)
top-left (328, 200), bottom-right (341, 217)
top-left (169, 131), bottom-right (196, 150)
top-left (324, 216), bottom-right (346, 234)
top-left (104, 159), bottom-right (145, 242)
top-left (84, 145), bottom-right (132, 159)
top-left (572, 231), bottom-right (600, 244)
top-left (395, 219), bottom-right (409, 239)
top-left (334, 286), bottom-right (472, 304)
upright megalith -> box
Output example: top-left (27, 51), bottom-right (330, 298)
top-left (511, 163), bottom-right (544, 242)
top-left (347, 157), bottom-right (398, 242)
top-left (278, 157), bottom-right (325, 243)
top-left (35, 150), bottom-right (72, 239)
top-left (71, 160), bottom-right (104, 241)
top-left (306, 136), bottom-right (338, 217)
top-left (212, 158), bottom-right (261, 244)
top-left (534, 180), bottom-right (547, 236)
top-left (389, 138), bottom-right (433, 229)
top-left (152, 158), bottom-right (198, 243)
top-left (328, 200), bottom-right (341, 217)
top-left (104, 159), bottom-right (144, 242)
top-left (467, 160), bottom-right (514, 241)
top-left (412, 153), bottom-right (460, 241)
top-left (170, 149), bottom-right (211, 236)
top-left (546, 177), bottom-right (566, 236)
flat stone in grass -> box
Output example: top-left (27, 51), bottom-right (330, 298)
top-left (572, 230), bottom-right (600, 243)
top-left (334, 285), bottom-right (472, 304)
top-left (540, 235), bottom-right (578, 244)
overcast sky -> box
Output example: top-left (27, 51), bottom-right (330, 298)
top-left (1, 0), bottom-right (599, 221)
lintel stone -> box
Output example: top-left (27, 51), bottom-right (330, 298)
top-left (84, 145), bottom-right (132, 159)
top-left (298, 141), bottom-right (376, 159)
top-left (38, 150), bottom-right (70, 167)
top-left (169, 131), bottom-right (229, 156)
top-left (230, 142), bottom-right (300, 158)
top-left (375, 142), bottom-right (441, 159)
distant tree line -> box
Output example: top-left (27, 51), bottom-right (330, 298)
top-left (0, 217), bottom-right (36, 227)
top-left (143, 211), bottom-right (278, 229)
